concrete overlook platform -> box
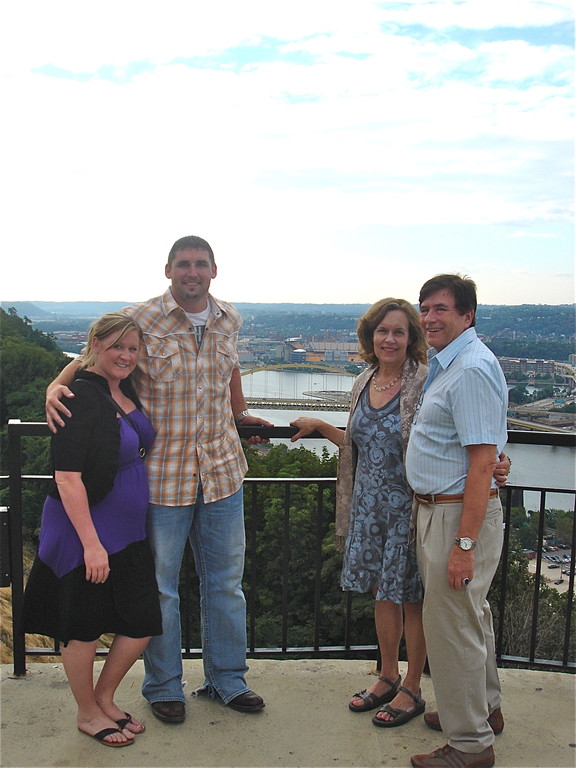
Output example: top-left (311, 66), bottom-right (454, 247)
top-left (1, 659), bottom-right (575, 768)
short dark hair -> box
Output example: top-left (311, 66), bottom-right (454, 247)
top-left (167, 235), bottom-right (215, 267)
top-left (418, 274), bottom-right (477, 327)
top-left (357, 298), bottom-right (428, 366)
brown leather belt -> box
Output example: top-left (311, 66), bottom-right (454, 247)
top-left (415, 489), bottom-right (499, 505)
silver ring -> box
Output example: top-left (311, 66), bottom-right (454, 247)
top-left (463, 577), bottom-right (470, 586)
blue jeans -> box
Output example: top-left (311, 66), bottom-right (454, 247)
top-left (142, 487), bottom-right (249, 705)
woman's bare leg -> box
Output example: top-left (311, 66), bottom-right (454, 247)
top-left (61, 640), bottom-right (132, 744)
top-left (95, 635), bottom-right (151, 733)
top-left (350, 600), bottom-right (403, 706)
top-left (374, 601), bottom-right (426, 722)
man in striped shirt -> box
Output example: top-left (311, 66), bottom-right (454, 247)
top-left (406, 274), bottom-right (508, 768)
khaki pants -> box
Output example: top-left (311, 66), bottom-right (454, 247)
top-left (416, 497), bottom-right (503, 753)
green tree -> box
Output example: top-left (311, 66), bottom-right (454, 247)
top-left (0, 308), bottom-right (69, 536)
top-left (508, 385), bottom-right (530, 405)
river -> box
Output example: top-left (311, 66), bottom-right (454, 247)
top-left (243, 369), bottom-right (576, 512)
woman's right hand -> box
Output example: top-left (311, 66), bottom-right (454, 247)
top-left (290, 417), bottom-right (321, 441)
top-left (45, 384), bottom-right (75, 433)
top-left (83, 543), bottom-right (110, 583)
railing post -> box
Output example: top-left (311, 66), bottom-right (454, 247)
top-left (7, 420), bottom-right (27, 676)
top-left (0, 506), bottom-right (10, 587)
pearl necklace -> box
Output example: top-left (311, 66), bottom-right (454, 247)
top-left (372, 371), bottom-right (402, 392)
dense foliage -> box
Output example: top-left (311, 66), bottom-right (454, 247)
top-left (0, 308), bottom-right (70, 533)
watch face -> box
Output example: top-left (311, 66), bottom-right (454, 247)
top-left (460, 537), bottom-right (474, 550)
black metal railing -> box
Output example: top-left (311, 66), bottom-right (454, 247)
top-left (3, 421), bottom-right (575, 676)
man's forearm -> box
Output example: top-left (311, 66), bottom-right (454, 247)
top-left (47, 359), bottom-right (82, 394)
top-left (459, 444), bottom-right (498, 539)
top-left (229, 366), bottom-right (248, 417)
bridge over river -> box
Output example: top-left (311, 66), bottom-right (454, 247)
top-left (246, 394), bottom-right (576, 430)
top-left (246, 392), bottom-right (351, 411)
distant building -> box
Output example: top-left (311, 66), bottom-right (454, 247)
top-left (289, 348), bottom-right (307, 364)
top-left (498, 357), bottom-right (556, 376)
top-left (283, 340), bottom-right (362, 365)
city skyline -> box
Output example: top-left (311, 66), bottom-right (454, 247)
top-left (1, 0), bottom-right (573, 305)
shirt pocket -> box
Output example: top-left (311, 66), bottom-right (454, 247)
top-left (216, 339), bottom-right (237, 379)
top-left (144, 335), bottom-right (182, 382)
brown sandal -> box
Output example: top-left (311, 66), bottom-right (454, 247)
top-left (372, 686), bottom-right (426, 727)
top-left (348, 675), bottom-right (401, 713)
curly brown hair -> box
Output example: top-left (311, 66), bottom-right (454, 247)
top-left (357, 298), bottom-right (428, 366)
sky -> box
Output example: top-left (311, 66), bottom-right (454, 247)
top-left (1, 0), bottom-right (574, 307)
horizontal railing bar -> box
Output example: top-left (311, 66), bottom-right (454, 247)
top-left (7, 420), bottom-right (576, 447)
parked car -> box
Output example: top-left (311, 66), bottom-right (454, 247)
top-left (554, 579), bottom-right (564, 585)
top-left (548, 564), bottom-right (560, 569)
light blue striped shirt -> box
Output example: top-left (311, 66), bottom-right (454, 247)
top-left (405, 328), bottom-right (508, 494)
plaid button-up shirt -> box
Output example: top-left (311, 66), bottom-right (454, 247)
top-left (124, 289), bottom-right (248, 506)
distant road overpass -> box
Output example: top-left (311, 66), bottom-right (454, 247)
top-left (240, 364), bottom-right (356, 376)
top-left (246, 397), bottom-right (350, 411)
top-left (507, 417), bottom-right (575, 433)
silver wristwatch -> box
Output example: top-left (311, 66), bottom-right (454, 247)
top-left (454, 537), bottom-right (476, 551)
top-left (234, 409), bottom-right (249, 424)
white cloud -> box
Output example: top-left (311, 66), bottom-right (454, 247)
top-left (0, 0), bottom-right (573, 304)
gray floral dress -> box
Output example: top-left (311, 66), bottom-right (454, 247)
top-left (340, 386), bottom-right (423, 603)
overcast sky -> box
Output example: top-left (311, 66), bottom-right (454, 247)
top-left (1, 0), bottom-right (573, 306)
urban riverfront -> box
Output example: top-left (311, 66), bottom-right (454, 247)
top-left (241, 368), bottom-right (576, 512)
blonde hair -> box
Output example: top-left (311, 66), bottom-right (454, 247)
top-left (81, 313), bottom-right (143, 370)
top-left (357, 298), bottom-right (428, 366)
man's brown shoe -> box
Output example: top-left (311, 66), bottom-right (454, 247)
top-left (411, 744), bottom-right (495, 768)
top-left (227, 690), bottom-right (265, 713)
top-left (150, 701), bottom-right (185, 723)
top-left (424, 708), bottom-right (504, 735)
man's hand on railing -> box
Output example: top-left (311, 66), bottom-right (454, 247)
top-left (237, 413), bottom-right (274, 444)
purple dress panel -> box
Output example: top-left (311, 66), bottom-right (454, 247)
top-left (22, 408), bottom-right (162, 643)
top-left (38, 410), bottom-right (154, 579)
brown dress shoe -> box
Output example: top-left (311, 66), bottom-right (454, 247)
top-left (150, 700), bottom-right (186, 723)
top-left (411, 744), bottom-right (495, 768)
top-left (424, 708), bottom-right (504, 735)
top-left (227, 690), bottom-right (265, 712)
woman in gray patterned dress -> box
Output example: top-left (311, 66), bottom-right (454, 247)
top-left (291, 298), bottom-right (429, 727)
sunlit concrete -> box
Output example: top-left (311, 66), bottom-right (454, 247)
top-left (1, 659), bottom-right (575, 768)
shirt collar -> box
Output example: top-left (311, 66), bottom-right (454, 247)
top-left (427, 327), bottom-right (477, 370)
top-left (161, 289), bottom-right (223, 319)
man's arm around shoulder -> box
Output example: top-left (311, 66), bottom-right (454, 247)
top-left (45, 358), bottom-right (82, 433)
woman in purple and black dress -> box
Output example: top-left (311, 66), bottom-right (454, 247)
top-left (22, 313), bottom-right (161, 748)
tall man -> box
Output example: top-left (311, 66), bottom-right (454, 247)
top-left (405, 274), bottom-right (508, 768)
top-left (46, 235), bottom-right (273, 723)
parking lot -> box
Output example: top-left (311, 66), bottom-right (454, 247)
top-left (528, 547), bottom-right (573, 594)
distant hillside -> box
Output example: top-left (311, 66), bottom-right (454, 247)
top-left (1, 301), bottom-right (129, 319)
top-left (2, 300), bottom-right (371, 319)
top-left (0, 301), bottom-right (54, 319)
